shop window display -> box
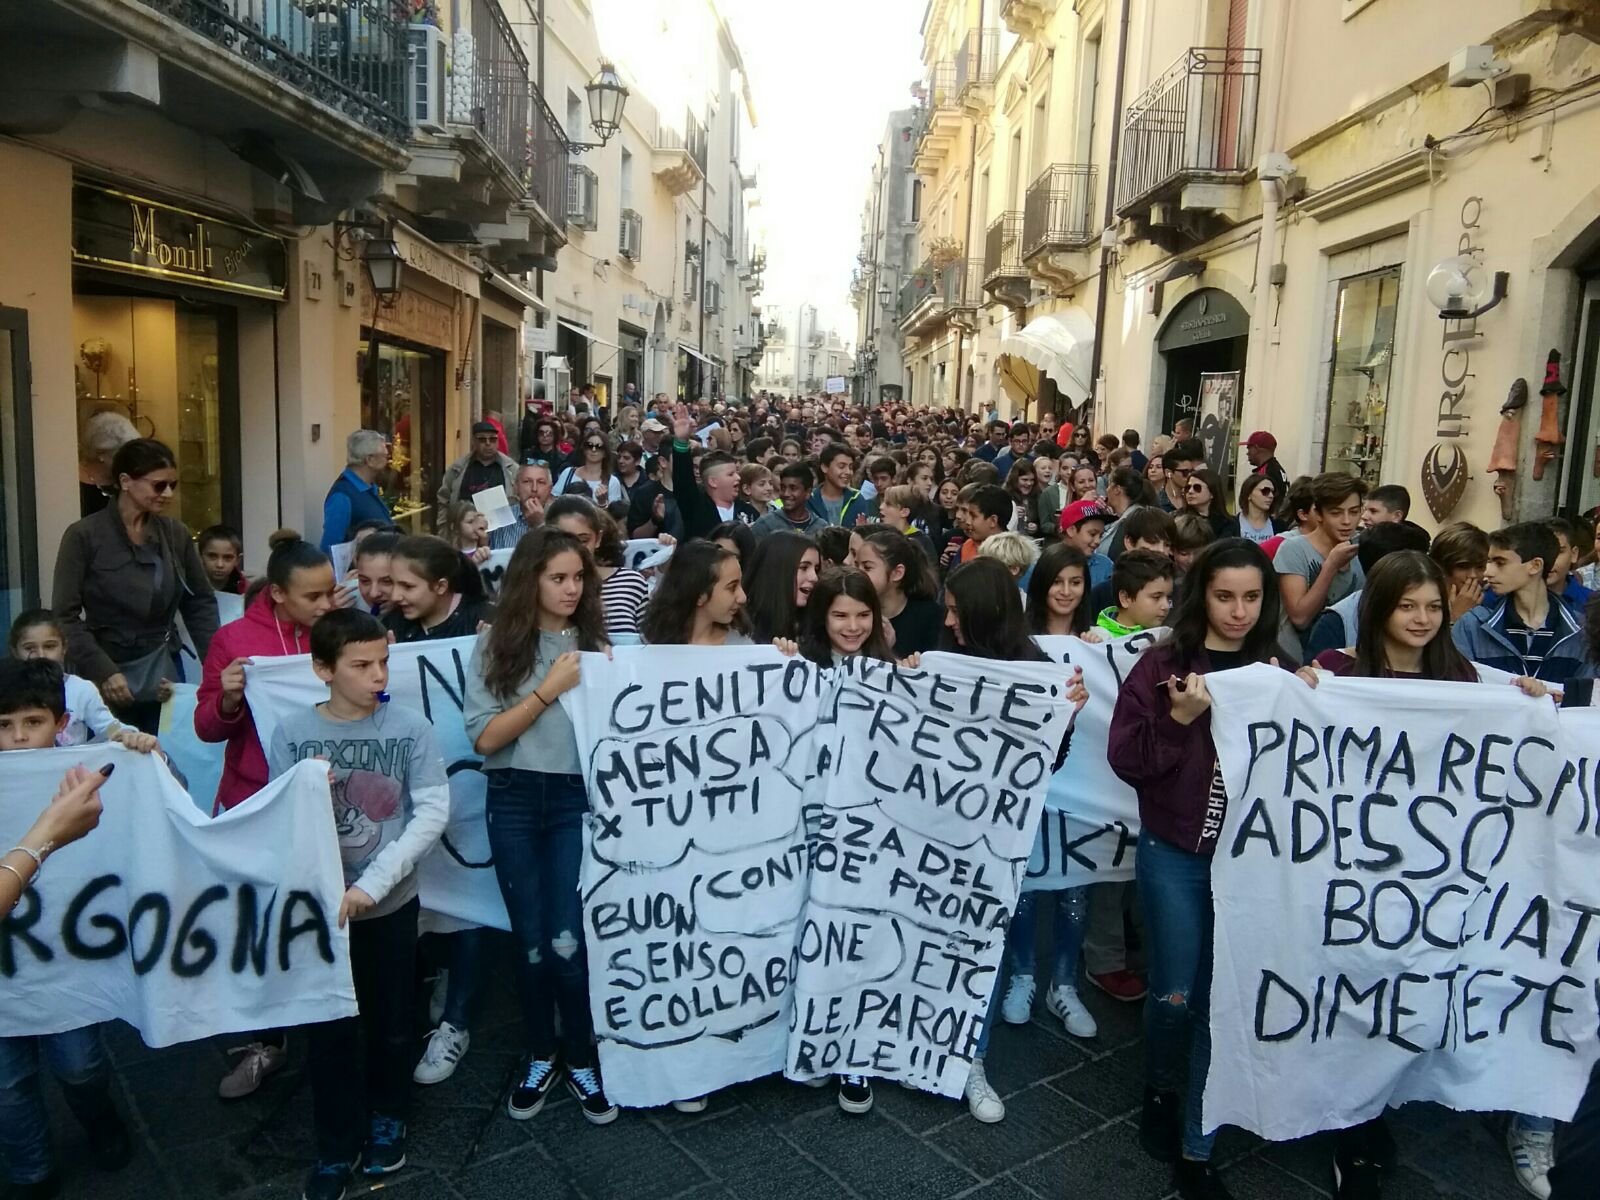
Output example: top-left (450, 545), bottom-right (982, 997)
top-left (1323, 268), bottom-right (1401, 485)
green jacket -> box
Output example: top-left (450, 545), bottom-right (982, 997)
top-left (1096, 607), bottom-right (1143, 638)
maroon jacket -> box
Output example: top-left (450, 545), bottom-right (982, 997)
top-left (1108, 644), bottom-right (1287, 857)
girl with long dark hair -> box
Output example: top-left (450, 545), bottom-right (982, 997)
top-left (1180, 468), bottom-right (1231, 538)
top-left (795, 567), bottom-right (893, 666)
top-left (639, 539), bottom-right (749, 646)
top-left (1230, 474), bottom-right (1277, 544)
top-left (918, 556), bottom-right (1088, 1125)
top-left (464, 529), bottom-right (615, 1126)
top-left (742, 531), bottom-right (820, 642)
top-left (851, 527), bottom-right (941, 655)
top-left (554, 431), bottom-right (624, 506)
top-left (1107, 538), bottom-right (1286, 1198)
top-left (1004, 460), bottom-right (1041, 537)
top-left (1025, 543), bottom-right (1098, 638)
top-left (546, 496), bottom-right (649, 638)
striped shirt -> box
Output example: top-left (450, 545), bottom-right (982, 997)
top-left (600, 568), bottom-right (650, 636)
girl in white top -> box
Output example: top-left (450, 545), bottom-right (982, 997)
top-left (553, 432), bottom-right (625, 505)
top-left (9, 610), bottom-right (133, 747)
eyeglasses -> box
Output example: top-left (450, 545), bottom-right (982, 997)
top-left (1184, 482), bottom-right (1206, 494)
top-left (1257, 488), bottom-right (1275, 498)
top-left (142, 478), bottom-right (179, 494)
top-left (585, 442), bottom-right (605, 451)
top-left (1169, 467), bottom-right (1194, 479)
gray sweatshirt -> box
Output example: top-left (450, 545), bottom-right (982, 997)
top-left (463, 629), bottom-right (583, 775)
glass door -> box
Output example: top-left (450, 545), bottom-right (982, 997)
top-left (0, 308), bottom-right (38, 632)
top-left (1322, 268), bottom-right (1401, 486)
top-left (360, 334), bottom-right (445, 533)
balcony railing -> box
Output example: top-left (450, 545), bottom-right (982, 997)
top-left (899, 259), bottom-right (938, 317)
top-left (527, 86), bottom-right (570, 223)
top-left (150, 0), bottom-right (409, 141)
top-left (955, 28), bottom-right (999, 97)
top-left (1023, 163), bottom-right (1098, 255)
top-left (984, 211), bottom-right (1025, 285)
top-left (941, 258), bottom-right (984, 311)
top-left (1117, 47), bottom-right (1262, 215)
top-left (925, 61), bottom-right (959, 111)
top-left (685, 112), bottom-right (709, 171)
top-left (462, 0), bottom-right (530, 181)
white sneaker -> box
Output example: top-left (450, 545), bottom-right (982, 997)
top-left (671, 1095), bottom-right (709, 1113)
top-left (412, 1022), bottom-right (470, 1085)
top-left (218, 1040), bottom-right (286, 1099)
top-left (1507, 1127), bottom-right (1554, 1199)
top-left (1044, 984), bottom-right (1098, 1039)
top-left (1000, 974), bottom-right (1036, 1025)
top-left (427, 969), bottom-right (449, 1028)
top-left (964, 1059), bottom-right (1005, 1124)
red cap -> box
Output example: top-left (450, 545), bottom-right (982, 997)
top-left (1059, 498), bottom-right (1111, 533)
top-left (1239, 430), bottom-right (1277, 451)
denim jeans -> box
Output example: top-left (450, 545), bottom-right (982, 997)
top-left (0, 1025), bottom-right (112, 1185)
top-left (1136, 830), bottom-right (1216, 1161)
top-left (438, 927), bottom-right (490, 1031)
top-left (1551, 1059), bottom-right (1600, 1199)
top-left (307, 898), bottom-right (418, 1164)
top-left (485, 769), bottom-right (594, 1066)
top-left (1007, 887), bottom-right (1088, 986)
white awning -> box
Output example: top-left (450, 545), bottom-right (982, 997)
top-left (558, 319), bottom-right (621, 349)
top-left (485, 269), bottom-right (547, 310)
top-left (998, 308), bottom-right (1094, 399)
top-left (678, 343), bottom-right (715, 367)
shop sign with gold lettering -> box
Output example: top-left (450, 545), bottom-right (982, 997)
top-left (72, 183), bottom-right (289, 300)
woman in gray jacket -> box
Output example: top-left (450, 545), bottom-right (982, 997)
top-left (51, 438), bottom-right (217, 733)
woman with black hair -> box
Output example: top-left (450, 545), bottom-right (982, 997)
top-left (1107, 538), bottom-right (1288, 1200)
top-left (1026, 544), bottom-right (1102, 639)
top-left (383, 536), bottom-right (492, 642)
top-left (546, 496), bottom-right (649, 638)
top-left (51, 438), bottom-right (217, 732)
top-left (743, 531), bottom-right (821, 643)
top-left (795, 568), bottom-right (893, 667)
top-left (707, 520), bottom-right (756, 565)
top-left (850, 527), bottom-right (942, 655)
top-left (915, 556), bottom-right (1088, 1125)
top-left (640, 540), bottom-right (749, 647)
top-left (464, 529), bottom-right (616, 1126)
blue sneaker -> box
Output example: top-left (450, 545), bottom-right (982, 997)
top-left (301, 1159), bottom-right (357, 1200)
top-left (363, 1115), bottom-right (406, 1175)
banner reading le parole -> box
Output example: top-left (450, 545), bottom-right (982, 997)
top-left (1026, 630), bottom-right (1167, 889)
top-left (567, 646), bottom-right (1071, 1106)
top-left (1204, 667), bottom-right (1600, 1140)
top-left (247, 639), bottom-right (510, 932)
top-left (790, 652), bottom-right (1074, 1097)
top-left (0, 750), bottom-right (355, 1047)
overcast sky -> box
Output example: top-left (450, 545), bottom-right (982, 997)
top-left (596, 0), bottom-right (927, 348)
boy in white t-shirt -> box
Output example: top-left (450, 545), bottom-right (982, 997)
top-left (8, 610), bottom-right (154, 750)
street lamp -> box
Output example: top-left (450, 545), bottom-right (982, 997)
top-left (569, 61), bottom-right (628, 151)
top-left (361, 234), bottom-right (404, 299)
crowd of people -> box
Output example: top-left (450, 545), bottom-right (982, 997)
top-left (6, 390), bottom-right (1600, 1200)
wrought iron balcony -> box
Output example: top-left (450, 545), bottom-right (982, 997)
top-left (955, 27), bottom-right (999, 106)
top-left (526, 86), bottom-right (569, 231)
top-left (941, 257), bottom-right (983, 312)
top-left (984, 211), bottom-right (1026, 289)
top-left (459, 0), bottom-right (530, 185)
top-left (899, 259), bottom-right (938, 322)
top-left (652, 116), bottom-right (706, 196)
top-left (147, 0), bottom-right (409, 142)
top-left (1117, 47), bottom-right (1262, 217)
top-left (911, 61), bottom-right (961, 172)
top-left (1023, 164), bottom-right (1097, 256)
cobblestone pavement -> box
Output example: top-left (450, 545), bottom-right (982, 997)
top-left (32, 948), bottom-right (1538, 1200)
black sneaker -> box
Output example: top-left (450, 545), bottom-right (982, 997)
top-left (88, 1105), bottom-right (133, 1171)
top-left (1175, 1159), bottom-right (1234, 1200)
top-left (301, 1158), bottom-right (358, 1200)
top-left (1140, 1086), bottom-right (1181, 1163)
top-left (566, 1064), bottom-right (619, 1125)
top-left (1332, 1139), bottom-right (1383, 1200)
top-left (507, 1053), bottom-right (562, 1120)
top-left (837, 1074), bottom-right (874, 1115)
top-left (362, 1115), bottom-right (406, 1175)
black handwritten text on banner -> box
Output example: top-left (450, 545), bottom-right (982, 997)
top-left (1204, 667), bottom-right (1600, 1140)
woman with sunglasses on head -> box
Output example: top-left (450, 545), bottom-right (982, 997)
top-left (1108, 538), bottom-right (1290, 1200)
top-left (1228, 474), bottom-right (1277, 545)
top-left (51, 438), bottom-right (217, 734)
top-left (554, 432), bottom-right (624, 507)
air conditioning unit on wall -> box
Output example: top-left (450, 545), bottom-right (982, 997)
top-left (703, 279), bottom-right (722, 315)
top-left (407, 24), bottom-right (447, 131)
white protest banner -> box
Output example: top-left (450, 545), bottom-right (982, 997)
top-left (788, 653), bottom-right (1073, 1096)
top-left (567, 646), bottom-right (822, 1107)
top-left (0, 749), bottom-right (355, 1047)
top-left (330, 540), bottom-right (356, 585)
top-left (477, 548), bottom-right (514, 597)
top-left (472, 484), bottom-right (517, 531)
top-left (176, 591), bottom-right (247, 672)
top-left (1027, 629), bottom-right (1166, 889)
top-left (1203, 666), bottom-right (1600, 1140)
top-left (623, 538), bottom-right (674, 574)
top-left (246, 639), bottom-right (510, 932)
top-left (824, 376), bottom-right (847, 395)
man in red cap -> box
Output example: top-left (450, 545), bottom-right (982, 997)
top-left (1241, 430), bottom-right (1288, 496)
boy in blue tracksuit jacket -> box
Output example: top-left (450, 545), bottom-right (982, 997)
top-left (807, 444), bottom-right (875, 526)
top-left (1452, 521), bottom-right (1586, 688)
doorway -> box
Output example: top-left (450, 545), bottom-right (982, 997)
top-left (360, 333), bottom-right (446, 533)
top-left (1561, 275), bottom-right (1600, 515)
top-left (0, 307), bottom-right (37, 631)
top-left (1162, 337), bottom-right (1245, 435)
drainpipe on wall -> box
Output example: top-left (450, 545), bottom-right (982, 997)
top-left (1087, 0), bottom-right (1133, 430)
top-left (955, 0), bottom-right (984, 413)
top-left (1241, 0), bottom-right (1293, 464)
